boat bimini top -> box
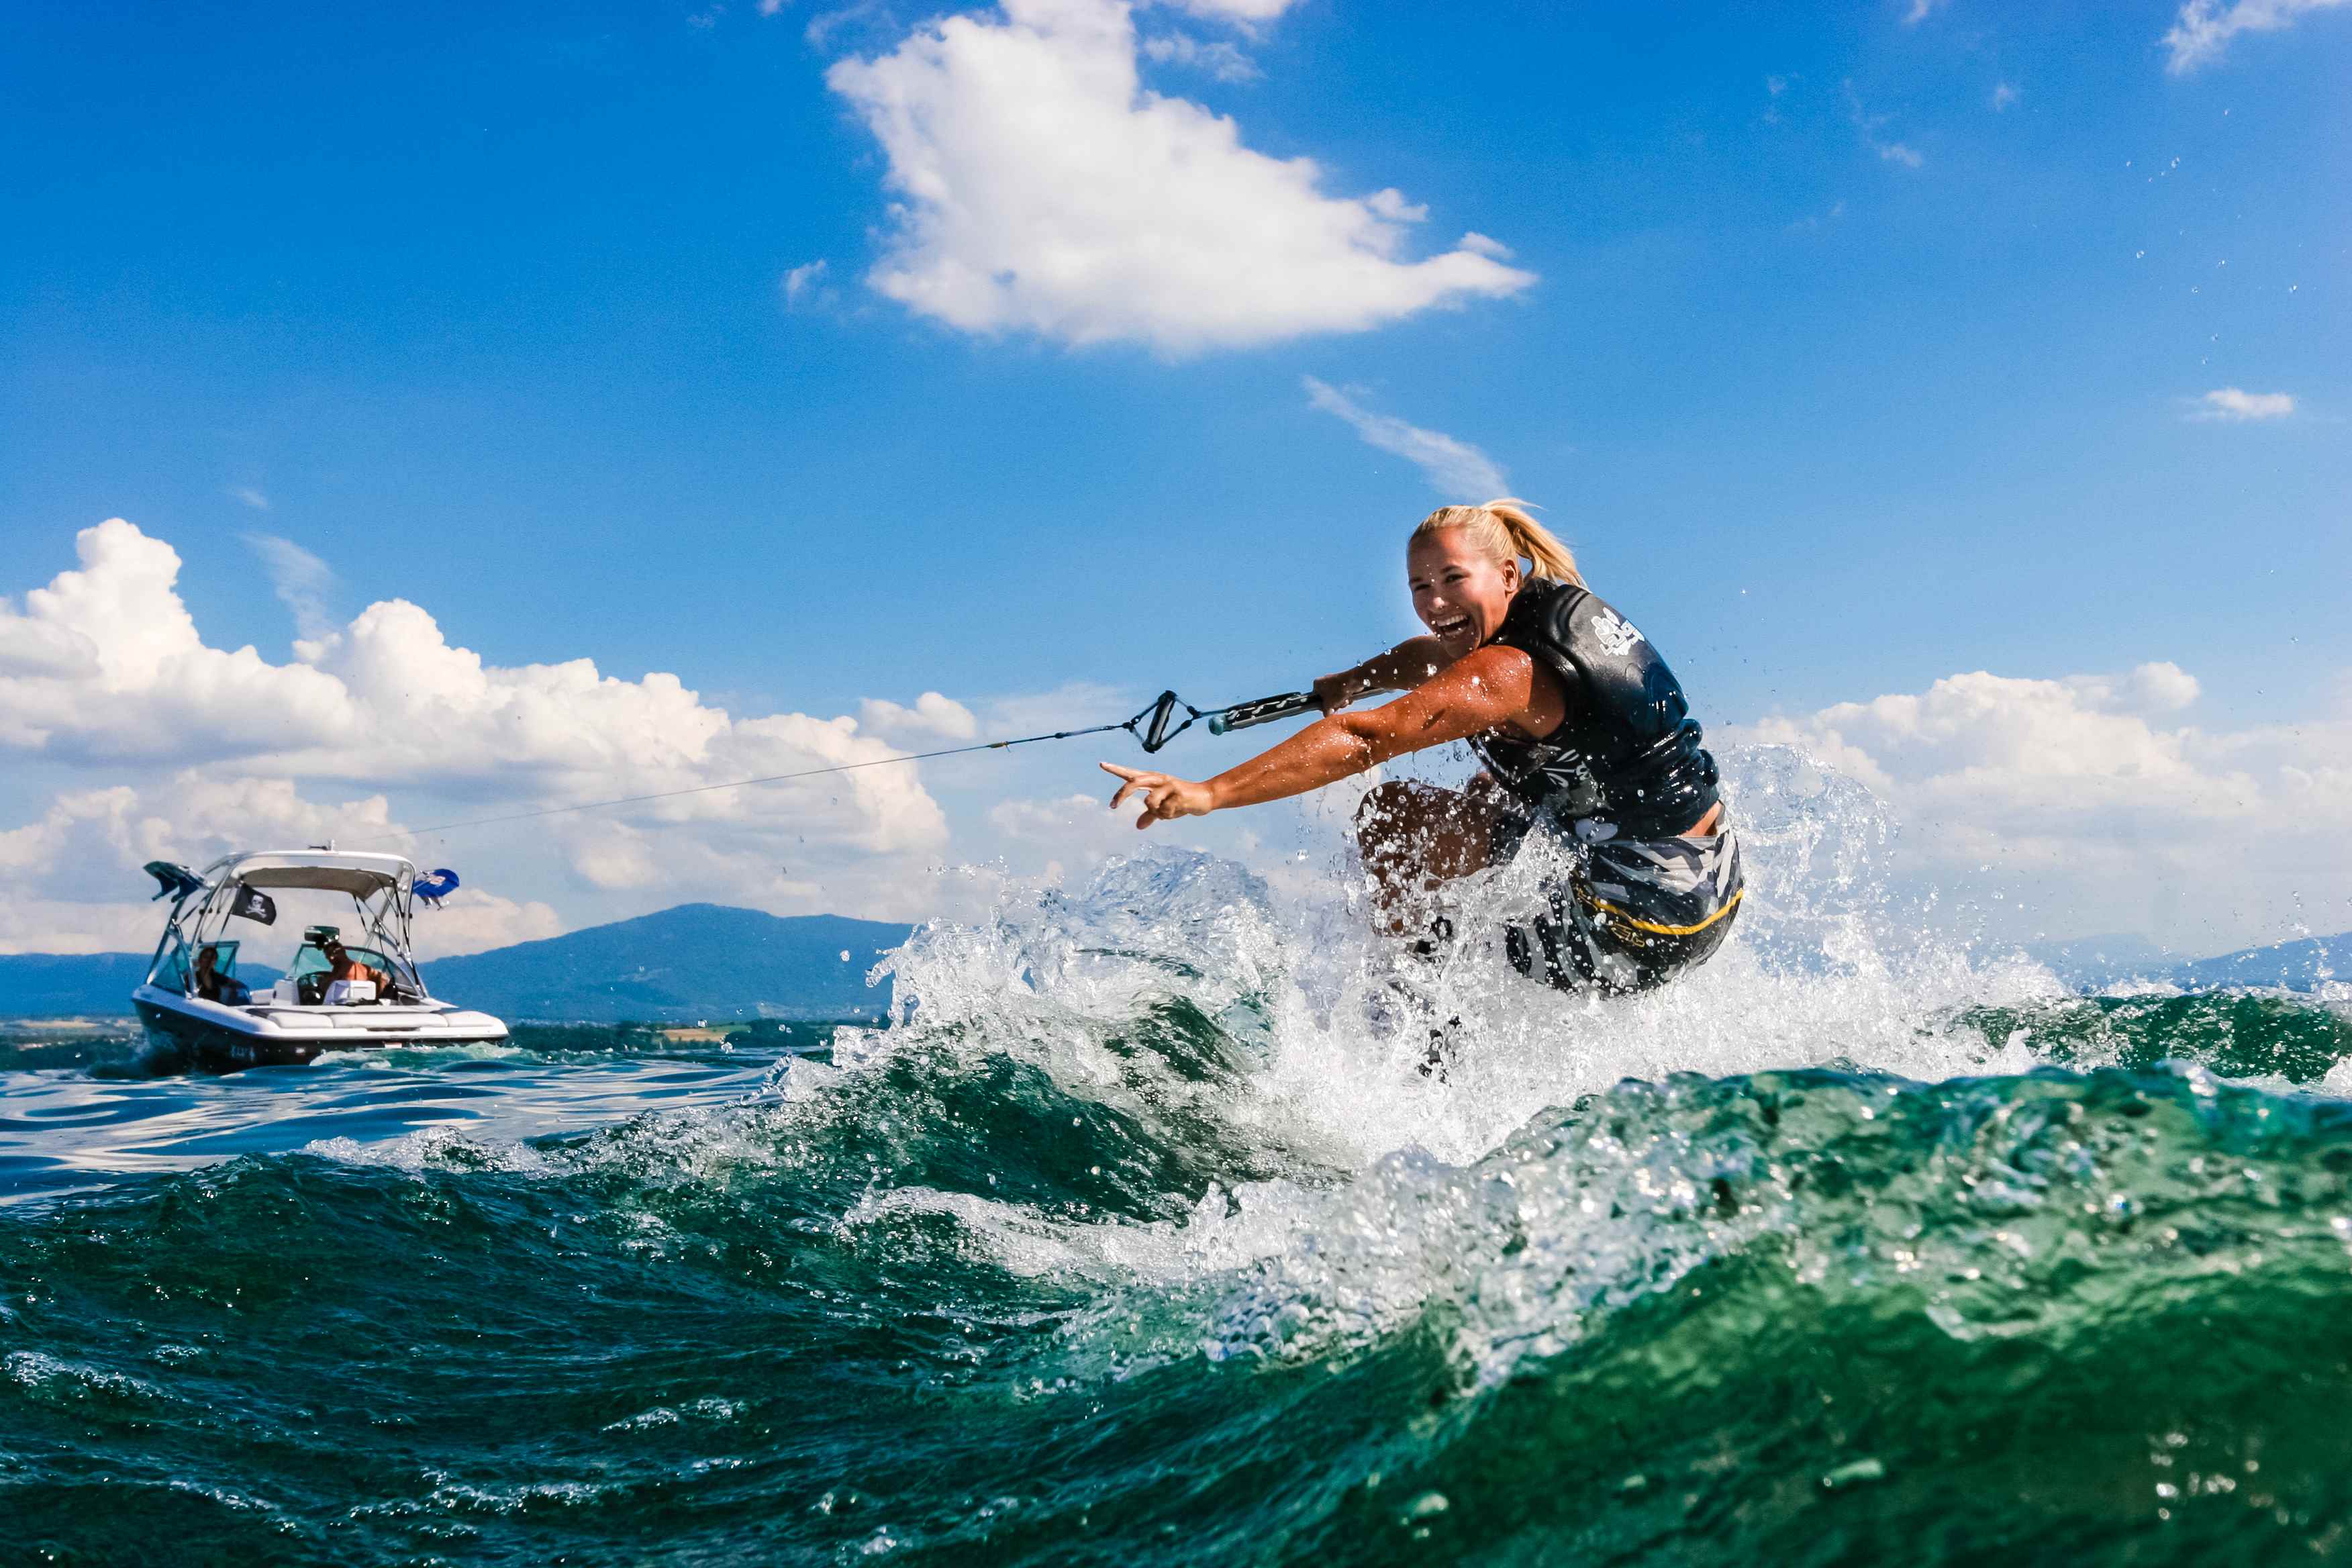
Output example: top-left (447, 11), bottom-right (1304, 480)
top-left (209, 851), bottom-right (417, 897)
top-left (145, 849), bottom-right (431, 993)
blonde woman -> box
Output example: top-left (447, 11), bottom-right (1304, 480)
top-left (1101, 501), bottom-right (1741, 994)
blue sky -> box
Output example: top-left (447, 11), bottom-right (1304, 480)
top-left (1, 0), bottom-right (2346, 958)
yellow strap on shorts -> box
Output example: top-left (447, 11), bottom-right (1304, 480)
top-left (1581, 885), bottom-right (1744, 938)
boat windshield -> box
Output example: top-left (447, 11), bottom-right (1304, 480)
top-left (153, 934), bottom-right (190, 994)
top-left (289, 942), bottom-right (397, 981)
top-left (287, 934), bottom-right (413, 1005)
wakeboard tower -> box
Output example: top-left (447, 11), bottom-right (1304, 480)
top-left (132, 849), bottom-right (507, 1072)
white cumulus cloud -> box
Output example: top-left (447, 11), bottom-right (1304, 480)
top-left (824, 0), bottom-right (1534, 352)
top-left (859, 691), bottom-right (981, 742)
top-left (0, 599), bottom-right (100, 681)
top-left (1303, 377), bottom-right (1510, 497)
top-left (2164, 0), bottom-right (2349, 72)
top-left (0, 519), bottom-right (353, 762)
top-left (2190, 387), bottom-right (2296, 422)
top-left (0, 519), bottom-right (983, 946)
top-left (1738, 662), bottom-right (2350, 950)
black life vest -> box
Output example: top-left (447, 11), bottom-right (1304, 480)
top-left (1466, 577), bottom-right (1721, 842)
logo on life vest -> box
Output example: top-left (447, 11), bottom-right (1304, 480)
top-left (1591, 607), bottom-right (1645, 659)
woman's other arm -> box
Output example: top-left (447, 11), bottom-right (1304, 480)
top-left (1312, 636), bottom-right (1452, 714)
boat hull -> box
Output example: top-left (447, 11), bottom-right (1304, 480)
top-left (132, 989), bottom-right (509, 1073)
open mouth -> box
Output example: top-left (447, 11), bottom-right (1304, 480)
top-left (1430, 612), bottom-right (1474, 641)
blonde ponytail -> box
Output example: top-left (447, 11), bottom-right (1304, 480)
top-left (1411, 498), bottom-right (1581, 585)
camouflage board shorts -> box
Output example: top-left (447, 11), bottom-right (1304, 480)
top-left (1493, 813), bottom-right (1745, 995)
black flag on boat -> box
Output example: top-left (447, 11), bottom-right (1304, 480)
top-left (230, 885), bottom-right (277, 926)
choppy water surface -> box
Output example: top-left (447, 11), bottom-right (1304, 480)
top-left (5, 752), bottom-right (2351, 1565)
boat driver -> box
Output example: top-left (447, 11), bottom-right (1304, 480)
top-left (322, 937), bottom-right (392, 997)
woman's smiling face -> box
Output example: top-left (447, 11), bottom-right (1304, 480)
top-left (1408, 528), bottom-right (1519, 659)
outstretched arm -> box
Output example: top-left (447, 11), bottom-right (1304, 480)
top-left (1103, 646), bottom-right (1560, 827)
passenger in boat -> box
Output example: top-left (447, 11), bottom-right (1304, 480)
top-left (1101, 499), bottom-right (1740, 996)
top-left (190, 944), bottom-right (251, 1006)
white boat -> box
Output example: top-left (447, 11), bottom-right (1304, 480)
top-left (132, 850), bottom-right (508, 1071)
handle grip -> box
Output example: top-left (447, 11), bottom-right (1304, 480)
top-left (1206, 691), bottom-right (1319, 736)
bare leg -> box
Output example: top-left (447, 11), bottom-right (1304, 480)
top-left (1353, 779), bottom-right (1508, 934)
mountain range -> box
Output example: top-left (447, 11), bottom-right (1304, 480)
top-left (2173, 932), bottom-right (2350, 993)
top-left (2016, 934), bottom-right (2178, 989)
top-left (1, 907), bottom-right (2340, 1020)
top-left (420, 904), bottom-right (910, 1022)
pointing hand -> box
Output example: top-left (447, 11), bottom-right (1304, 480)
top-left (1099, 763), bottom-right (1217, 828)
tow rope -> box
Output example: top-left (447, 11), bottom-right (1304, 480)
top-left (355, 687), bottom-right (1320, 844)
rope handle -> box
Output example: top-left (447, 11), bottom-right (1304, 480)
top-left (1206, 691), bottom-right (1318, 736)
